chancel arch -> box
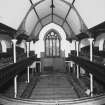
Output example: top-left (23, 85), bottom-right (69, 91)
top-left (34, 23), bottom-right (71, 58)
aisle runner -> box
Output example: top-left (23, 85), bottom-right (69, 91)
top-left (30, 74), bottom-right (78, 100)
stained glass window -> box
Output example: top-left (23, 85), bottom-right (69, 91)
top-left (45, 31), bottom-right (61, 57)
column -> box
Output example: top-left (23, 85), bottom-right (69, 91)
top-left (12, 39), bottom-right (18, 98)
top-left (26, 41), bottom-right (30, 58)
top-left (12, 39), bottom-right (17, 63)
top-left (69, 40), bottom-right (73, 73)
top-left (88, 38), bottom-right (94, 61)
top-left (74, 40), bottom-right (76, 73)
top-left (76, 41), bottom-right (79, 79)
top-left (26, 41), bottom-right (30, 83)
top-left (88, 38), bottom-right (94, 97)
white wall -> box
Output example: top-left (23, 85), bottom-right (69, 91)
top-left (94, 33), bottom-right (105, 51)
top-left (80, 38), bottom-right (90, 48)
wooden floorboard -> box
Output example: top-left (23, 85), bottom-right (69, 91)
top-left (20, 75), bottom-right (39, 98)
top-left (30, 73), bottom-right (78, 100)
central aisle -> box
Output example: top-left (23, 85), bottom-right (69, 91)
top-left (30, 73), bottom-right (78, 100)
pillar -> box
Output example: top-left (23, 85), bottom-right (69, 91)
top-left (76, 41), bottom-right (79, 79)
top-left (26, 41), bottom-right (30, 83)
top-left (26, 41), bottom-right (30, 58)
top-left (14, 75), bottom-right (18, 98)
top-left (12, 39), bottom-right (18, 98)
top-left (88, 38), bottom-right (94, 97)
top-left (88, 38), bottom-right (94, 62)
top-left (72, 40), bottom-right (77, 73)
top-left (76, 41), bottom-right (79, 57)
top-left (12, 39), bottom-right (17, 63)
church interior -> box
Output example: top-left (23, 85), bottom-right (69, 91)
top-left (0, 0), bottom-right (105, 105)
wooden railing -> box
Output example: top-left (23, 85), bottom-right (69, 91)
top-left (0, 53), bottom-right (27, 69)
top-left (68, 55), bottom-right (105, 85)
top-left (0, 56), bottom-right (35, 88)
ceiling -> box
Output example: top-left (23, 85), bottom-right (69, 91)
top-left (17, 0), bottom-right (88, 40)
top-left (0, 0), bottom-right (105, 41)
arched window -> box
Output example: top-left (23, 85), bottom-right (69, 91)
top-left (1, 40), bottom-right (7, 52)
top-left (44, 31), bottom-right (61, 57)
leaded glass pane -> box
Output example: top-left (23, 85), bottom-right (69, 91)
top-left (46, 39), bottom-right (49, 56)
top-left (45, 31), bottom-right (61, 57)
top-left (56, 38), bottom-right (59, 56)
